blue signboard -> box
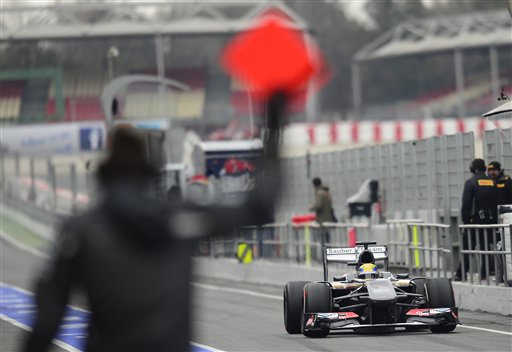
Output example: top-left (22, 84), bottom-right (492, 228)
top-left (79, 127), bottom-right (103, 151)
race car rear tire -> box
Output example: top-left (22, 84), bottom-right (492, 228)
top-left (302, 283), bottom-right (331, 338)
top-left (284, 281), bottom-right (310, 334)
top-left (425, 278), bottom-right (456, 333)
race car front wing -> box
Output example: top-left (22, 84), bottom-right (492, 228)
top-left (303, 307), bottom-right (459, 332)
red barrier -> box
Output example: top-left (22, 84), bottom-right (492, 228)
top-left (347, 227), bottom-right (357, 247)
top-left (291, 214), bottom-right (316, 224)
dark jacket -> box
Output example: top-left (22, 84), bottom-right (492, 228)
top-left (495, 172), bottom-right (512, 205)
top-left (310, 186), bottom-right (334, 224)
top-left (25, 182), bottom-right (275, 352)
top-left (461, 171), bottom-right (499, 224)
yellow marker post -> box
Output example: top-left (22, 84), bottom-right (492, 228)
top-left (237, 242), bottom-right (253, 264)
top-left (304, 225), bottom-right (311, 267)
top-left (412, 225), bottom-right (420, 268)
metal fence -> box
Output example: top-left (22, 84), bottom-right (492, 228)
top-left (1, 153), bottom-right (91, 215)
top-left (484, 128), bottom-right (512, 172)
top-left (277, 132), bottom-right (475, 223)
top-left (4, 129), bottom-right (510, 226)
top-left (406, 223), bottom-right (453, 278)
top-left (458, 224), bottom-right (511, 286)
top-left (194, 223), bottom-right (370, 266)
top-left (385, 219), bottom-right (424, 268)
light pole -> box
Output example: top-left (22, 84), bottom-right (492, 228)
top-left (107, 46), bottom-right (119, 81)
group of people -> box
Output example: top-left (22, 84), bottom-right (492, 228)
top-left (455, 158), bottom-right (512, 281)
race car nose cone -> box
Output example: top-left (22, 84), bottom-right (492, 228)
top-left (366, 279), bottom-right (397, 301)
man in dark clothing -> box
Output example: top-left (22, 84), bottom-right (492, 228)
top-left (310, 177), bottom-right (335, 224)
top-left (455, 158), bottom-right (499, 281)
top-left (310, 177), bottom-right (335, 247)
top-left (24, 95), bottom-right (284, 351)
top-left (487, 161), bottom-right (512, 205)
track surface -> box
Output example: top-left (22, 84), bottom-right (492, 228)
top-left (1, 237), bottom-right (511, 352)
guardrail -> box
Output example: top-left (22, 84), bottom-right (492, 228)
top-left (406, 223), bottom-right (452, 278)
top-left (194, 223), bottom-right (371, 266)
top-left (386, 219), bottom-right (424, 268)
top-left (6, 180), bottom-right (509, 287)
top-left (458, 224), bottom-right (511, 286)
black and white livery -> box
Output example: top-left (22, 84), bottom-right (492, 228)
top-left (283, 241), bottom-right (459, 337)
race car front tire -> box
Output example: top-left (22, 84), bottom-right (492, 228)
top-left (425, 278), bottom-right (456, 333)
top-left (284, 281), bottom-right (310, 334)
top-left (302, 283), bottom-right (331, 338)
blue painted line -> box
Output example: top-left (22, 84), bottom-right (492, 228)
top-left (1, 283), bottom-right (221, 352)
top-left (1, 284), bottom-right (88, 351)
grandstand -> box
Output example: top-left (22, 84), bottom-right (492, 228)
top-left (0, 1), bottom-right (307, 136)
top-left (0, 2), bottom-right (510, 142)
top-left (352, 10), bottom-right (512, 121)
top-left (0, 80), bottom-right (23, 121)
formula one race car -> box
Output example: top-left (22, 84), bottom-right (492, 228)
top-left (283, 241), bottom-right (459, 337)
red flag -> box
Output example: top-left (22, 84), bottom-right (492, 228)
top-left (221, 17), bottom-right (327, 100)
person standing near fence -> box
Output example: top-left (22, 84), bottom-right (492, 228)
top-left (310, 177), bottom-right (336, 246)
top-left (455, 158), bottom-right (499, 281)
top-left (487, 161), bottom-right (512, 283)
top-left (487, 161), bottom-right (512, 206)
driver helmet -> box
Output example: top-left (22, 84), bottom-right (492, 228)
top-left (358, 263), bottom-right (379, 280)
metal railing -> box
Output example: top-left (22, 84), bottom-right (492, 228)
top-left (406, 223), bottom-right (452, 278)
top-left (194, 222), bottom-right (371, 266)
top-left (386, 219), bottom-right (424, 268)
top-left (458, 224), bottom-right (511, 286)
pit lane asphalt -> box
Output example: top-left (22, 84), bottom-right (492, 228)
top-left (2, 237), bottom-right (511, 352)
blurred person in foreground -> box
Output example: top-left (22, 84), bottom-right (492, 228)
top-left (455, 158), bottom-right (499, 281)
top-left (487, 161), bottom-right (512, 205)
top-left (24, 94), bottom-right (285, 352)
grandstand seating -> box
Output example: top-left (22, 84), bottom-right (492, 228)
top-left (47, 73), bottom-right (105, 121)
top-left (391, 78), bottom-right (511, 120)
top-left (123, 68), bottom-right (206, 120)
top-left (0, 80), bottom-right (23, 121)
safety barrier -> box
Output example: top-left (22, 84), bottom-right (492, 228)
top-left (406, 223), bottom-right (453, 278)
top-left (194, 222), bottom-right (370, 266)
top-left (458, 224), bottom-right (511, 286)
top-left (1, 153), bottom-right (90, 215)
top-left (386, 219), bottom-right (424, 268)
top-left (278, 132), bottom-right (475, 223)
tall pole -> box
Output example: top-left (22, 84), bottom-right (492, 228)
top-left (454, 49), bottom-right (466, 119)
top-left (155, 35), bottom-right (167, 117)
top-left (246, 87), bottom-right (254, 138)
top-left (352, 62), bottom-right (362, 120)
top-left (489, 46), bottom-right (500, 101)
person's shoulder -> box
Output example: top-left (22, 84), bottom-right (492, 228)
top-left (464, 176), bottom-right (476, 185)
top-left (318, 188), bottom-right (329, 195)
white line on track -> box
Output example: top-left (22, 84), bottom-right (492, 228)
top-left (193, 282), bottom-right (512, 336)
top-left (458, 325), bottom-right (512, 335)
top-left (0, 314), bottom-right (81, 352)
top-left (191, 341), bottom-right (226, 352)
top-left (192, 282), bottom-right (281, 301)
top-left (0, 230), bottom-right (48, 259)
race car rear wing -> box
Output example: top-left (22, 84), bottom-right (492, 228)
top-left (322, 243), bottom-right (388, 281)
